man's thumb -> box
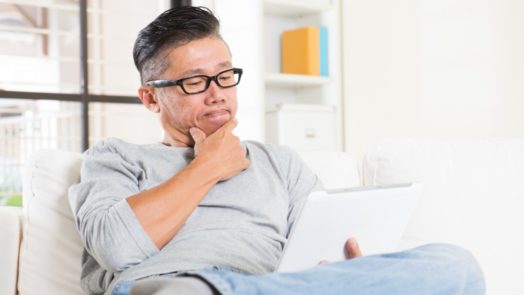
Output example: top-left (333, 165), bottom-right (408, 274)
top-left (189, 127), bottom-right (206, 144)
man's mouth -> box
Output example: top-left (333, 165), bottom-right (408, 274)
top-left (204, 109), bottom-right (230, 121)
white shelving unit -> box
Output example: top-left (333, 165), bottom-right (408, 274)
top-left (263, 0), bottom-right (333, 16)
top-left (265, 73), bottom-right (332, 88)
top-left (262, 0), bottom-right (343, 151)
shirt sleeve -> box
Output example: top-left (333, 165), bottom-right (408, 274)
top-left (68, 139), bottom-right (159, 273)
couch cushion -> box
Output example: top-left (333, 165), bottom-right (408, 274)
top-left (19, 150), bottom-right (84, 295)
top-left (363, 139), bottom-right (524, 295)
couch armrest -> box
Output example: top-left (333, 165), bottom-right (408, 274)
top-left (0, 206), bottom-right (23, 295)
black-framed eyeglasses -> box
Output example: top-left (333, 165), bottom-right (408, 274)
top-left (146, 68), bottom-right (243, 95)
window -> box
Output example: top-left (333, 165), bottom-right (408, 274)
top-left (0, 0), bottom-right (168, 206)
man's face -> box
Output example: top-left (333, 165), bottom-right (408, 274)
top-left (150, 36), bottom-right (238, 145)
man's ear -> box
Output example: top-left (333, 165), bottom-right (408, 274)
top-left (138, 86), bottom-right (160, 113)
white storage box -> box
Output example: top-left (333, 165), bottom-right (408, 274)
top-left (266, 104), bottom-right (336, 151)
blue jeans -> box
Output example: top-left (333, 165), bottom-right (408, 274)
top-left (113, 243), bottom-right (485, 295)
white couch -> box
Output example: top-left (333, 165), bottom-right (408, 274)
top-left (363, 139), bottom-right (524, 295)
top-left (1, 140), bottom-right (523, 294)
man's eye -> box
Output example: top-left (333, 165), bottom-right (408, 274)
top-left (184, 78), bottom-right (204, 86)
top-left (219, 73), bottom-right (234, 81)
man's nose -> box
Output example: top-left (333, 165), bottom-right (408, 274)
top-left (205, 80), bottom-right (226, 104)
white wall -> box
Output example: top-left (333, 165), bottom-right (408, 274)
top-left (342, 0), bottom-right (524, 161)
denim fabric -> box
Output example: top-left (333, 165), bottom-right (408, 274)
top-left (112, 272), bottom-right (178, 295)
top-left (113, 243), bottom-right (485, 295)
top-left (111, 280), bottom-right (134, 295)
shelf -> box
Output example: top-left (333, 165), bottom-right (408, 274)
top-left (263, 0), bottom-right (333, 17)
top-left (261, 0), bottom-right (341, 150)
top-left (266, 103), bottom-right (335, 113)
top-left (265, 73), bottom-right (331, 88)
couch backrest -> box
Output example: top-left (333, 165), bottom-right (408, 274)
top-left (363, 139), bottom-right (524, 295)
top-left (20, 150), bottom-right (84, 295)
top-left (299, 151), bottom-right (361, 189)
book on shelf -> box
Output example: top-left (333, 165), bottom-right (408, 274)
top-left (281, 26), bottom-right (328, 77)
top-left (319, 26), bottom-right (329, 77)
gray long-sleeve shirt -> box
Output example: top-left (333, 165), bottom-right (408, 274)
top-left (68, 138), bottom-right (319, 295)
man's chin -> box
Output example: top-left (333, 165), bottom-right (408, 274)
top-left (202, 121), bottom-right (229, 136)
top-left (201, 115), bottom-right (233, 135)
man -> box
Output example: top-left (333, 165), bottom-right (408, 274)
top-left (69, 6), bottom-right (485, 295)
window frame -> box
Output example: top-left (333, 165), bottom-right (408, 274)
top-left (0, 0), bottom-right (171, 151)
top-left (0, 0), bottom-right (190, 151)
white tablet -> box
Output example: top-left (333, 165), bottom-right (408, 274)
top-left (276, 183), bottom-right (422, 272)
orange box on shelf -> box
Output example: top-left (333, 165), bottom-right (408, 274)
top-left (281, 26), bottom-right (320, 76)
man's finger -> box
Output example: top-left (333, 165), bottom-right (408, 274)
top-left (221, 118), bottom-right (238, 133)
top-left (345, 237), bottom-right (362, 259)
top-left (189, 127), bottom-right (206, 145)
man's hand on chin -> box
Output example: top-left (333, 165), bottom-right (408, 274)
top-left (189, 119), bottom-right (250, 182)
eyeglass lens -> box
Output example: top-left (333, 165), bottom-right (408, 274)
top-left (182, 69), bottom-right (239, 94)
